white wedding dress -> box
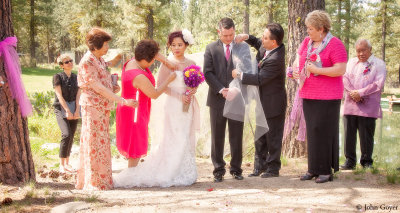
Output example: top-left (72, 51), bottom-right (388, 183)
top-left (113, 58), bottom-right (199, 188)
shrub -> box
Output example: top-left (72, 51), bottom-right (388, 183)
top-left (28, 91), bottom-right (54, 116)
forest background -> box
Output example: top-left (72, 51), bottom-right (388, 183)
top-left (12, 0), bottom-right (400, 86)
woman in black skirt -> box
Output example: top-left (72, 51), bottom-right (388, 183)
top-left (293, 10), bottom-right (347, 183)
top-left (53, 54), bottom-right (81, 173)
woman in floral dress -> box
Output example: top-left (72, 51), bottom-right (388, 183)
top-left (76, 27), bottom-right (137, 190)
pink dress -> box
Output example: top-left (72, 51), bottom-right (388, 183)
top-left (76, 51), bottom-right (114, 190)
top-left (116, 60), bottom-right (155, 158)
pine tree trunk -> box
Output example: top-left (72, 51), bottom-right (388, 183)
top-left (29, 0), bottom-right (36, 67)
top-left (268, 0), bottom-right (274, 24)
top-left (243, 0), bottom-right (249, 34)
top-left (282, 0), bottom-right (325, 158)
top-left (0, 0), bottom-right (36, 184)
top-left (96, 0), bottom-right (103, 27)
top-left (337, 0), bottom-right (342, 39)
top-left (381, 0), bottom-right (387, 61)
top-left (147, 8), bottom-right (154, 39)
top-left (344, 0), bottom-right (350, 53)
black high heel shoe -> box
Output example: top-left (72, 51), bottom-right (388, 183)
top-left (300, 172), bottom-right (318, 181)
top-left (315, 174), bottom-right (333, 183)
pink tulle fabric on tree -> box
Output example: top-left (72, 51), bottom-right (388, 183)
top-left (0, 37), bottom-right (33, 117)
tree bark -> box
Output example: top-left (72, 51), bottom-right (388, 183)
top-left (268, 0), bottom-right (274, 24)
top-left (282, 0), bottom-right (325, 158)
top-left (146, 8), bottom-right (154, 39)
top-left (381, 0), bottom-right (387, 61)
top-left (337, 0), bottom-right (342, 39)
top-left (96, 0), bottom-right (103, 27)
top-left (0, 0), bottom-right (36, 184)
top-left (243, 0), bottom-right (249, 34)
top-left (46, 26), bottom-right (51, 64)
top-left (344, 0), bottom-right (350, 53)
top-left (29, 0), bottom-right (36, 67)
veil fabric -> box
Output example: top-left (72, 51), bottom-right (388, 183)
top-left (223, 42), bottom-right (269, 141)
top-left (0, 37), bottom-right (33, 117)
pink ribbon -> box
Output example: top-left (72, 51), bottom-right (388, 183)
top-left (0, 37), bottom-right (33, 117)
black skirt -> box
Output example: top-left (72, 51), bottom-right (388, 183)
top-left (303, 99), bottom-right (340, 175)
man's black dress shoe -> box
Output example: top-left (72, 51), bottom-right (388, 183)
top-left (248, 169), bottom-right (263, 177)
top-left (300, 172), bottom-right (318, 181)
top-left (315, 174), bottom-right (333, 183)
top-left (232, 173), bottom-right (244, 180)
top-left (260, 172), bottom-right (279, 178)
top-left (340, 163), bottom-right (355, 170)
top-left (214, 175), bottom-right (223, 183)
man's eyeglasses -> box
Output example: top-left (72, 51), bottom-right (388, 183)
top-left (61, 59), bottom-right (73, 65)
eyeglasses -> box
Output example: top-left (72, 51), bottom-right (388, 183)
top-left (61, 60), bottom-right (73, 65)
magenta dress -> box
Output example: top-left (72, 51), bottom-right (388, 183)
top-left (116, 60), bottom-right (155, 159)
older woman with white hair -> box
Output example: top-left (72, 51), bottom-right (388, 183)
top-left (53, 54), bottom-right (81, 173)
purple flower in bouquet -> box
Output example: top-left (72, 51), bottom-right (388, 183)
top-left (182, 65), bottom-right (204, 112)
top-left (183, 65), bottom-right (205, 88)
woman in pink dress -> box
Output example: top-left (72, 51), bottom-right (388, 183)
top-left (293, 11), bottom-right (347, 183)
top-left (116, 39), bottom-right (177, 168)
top-left (76, 28), bottom-right (137, 190)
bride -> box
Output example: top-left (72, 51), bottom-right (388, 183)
top-left (113, 30), bottom-right (200, 187)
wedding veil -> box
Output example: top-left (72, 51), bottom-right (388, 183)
top-left (223, 42), bottom-right (269, 141)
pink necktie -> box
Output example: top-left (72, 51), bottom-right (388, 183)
top-left (225, 44), bottom-right (230, 61)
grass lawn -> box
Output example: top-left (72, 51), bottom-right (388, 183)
top-left (22, 66), bottom-right (72, 93)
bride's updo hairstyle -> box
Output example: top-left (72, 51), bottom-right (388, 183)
top-left (167, 31), bottom-right (189, 47)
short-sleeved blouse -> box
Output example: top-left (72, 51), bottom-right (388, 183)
top-left (78, 51), bottom-right (114, 110)
top-left (52, 72), bottom-right (79, 110)
top-left (298, 36), bottom-right (348, 100)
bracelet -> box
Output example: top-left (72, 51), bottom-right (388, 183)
top-left (120, 98), bottom-right (126, 105)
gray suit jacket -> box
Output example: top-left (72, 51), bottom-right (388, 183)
top-left (204, 40), bottom-right (235, 109)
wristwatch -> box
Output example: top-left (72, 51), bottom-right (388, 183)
top-left (236, 71), bottom-right (241, 79)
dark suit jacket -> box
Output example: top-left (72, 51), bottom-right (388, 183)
top-left (204, 40), bottom-right (234, 109)
top-left (242, 35), bottom-right (287, 118)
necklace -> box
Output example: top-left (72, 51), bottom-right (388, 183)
top-left (173, 56), bottom-right (186, 63)
top-left (313, 41), bottom-right (321, 48)
top-left (134, 60), bottom-right (146, 71)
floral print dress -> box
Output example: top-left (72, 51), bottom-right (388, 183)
top-left (76, 51), bottom-right (114, 190)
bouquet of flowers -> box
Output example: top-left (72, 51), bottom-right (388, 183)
top-left (182, 65), bottom-right (205, 112)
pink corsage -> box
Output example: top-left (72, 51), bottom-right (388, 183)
top-left (363, 62), bottom-right (372, 75)
top-left (309, 54), bottom-right (320, 63)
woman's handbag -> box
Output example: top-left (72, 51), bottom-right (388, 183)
top-left (61, 101), bottom-right (80, 118)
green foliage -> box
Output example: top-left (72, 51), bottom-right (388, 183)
top-left (84, 194), bottom-right (100, 203)
top-left (29, 91), bottom-right (54, 116)
top-left (353, 165), bottom-right (366, 175)
top-left (385, 169), bottom-right (400, 184)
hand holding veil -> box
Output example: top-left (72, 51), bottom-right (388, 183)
top-left (223, 43), bottom-right (269, 141)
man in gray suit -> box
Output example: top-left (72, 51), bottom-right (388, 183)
top-left (204, 17), bottom-right (244, 182)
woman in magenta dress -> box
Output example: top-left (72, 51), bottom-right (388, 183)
top-left (293, 10), bottom-right (347, 183)
top-left (116, 39), bottom-right (177, 168)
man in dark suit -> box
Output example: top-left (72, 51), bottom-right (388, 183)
top-left (233, 23), bottom-right (287, 178)
top-left (204, 17), bottom-right (244, 182)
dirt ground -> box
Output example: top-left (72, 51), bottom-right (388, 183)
top-left (1, 157), bottom-right (400, 213)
